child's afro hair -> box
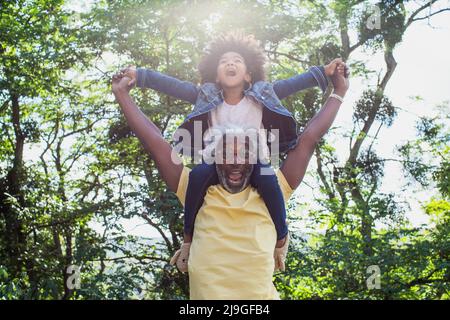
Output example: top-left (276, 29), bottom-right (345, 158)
top-left (198, 32), bottom-right (267, 84)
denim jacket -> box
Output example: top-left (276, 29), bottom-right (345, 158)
top-left (136, 66), bottom-right (328, 155)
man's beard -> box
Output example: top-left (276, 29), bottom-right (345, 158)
top-left (216, 165), bottom-right (254, 194)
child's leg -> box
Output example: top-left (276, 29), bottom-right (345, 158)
top-left (250, 162), bottom-right (288, 245)
top-left (184, 163), bottom-right (219, 243)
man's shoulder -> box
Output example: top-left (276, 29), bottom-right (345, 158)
top-left (175, 167), bottom-right (191, 206)
top-left (275, 169), bottom-right (294, 202)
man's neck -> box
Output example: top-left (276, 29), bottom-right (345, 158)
top-left (223, 86), bottom-right (245, 105)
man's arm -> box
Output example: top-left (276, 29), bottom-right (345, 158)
top-left (272, 59), bottom-right (342, 100)
top-left (112, 74), bottom-right (183, 192)
top-left (281, 63), bottom-right (349, 190)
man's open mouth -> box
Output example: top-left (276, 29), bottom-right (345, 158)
top-left (227, 170), bottom-right (243, 185)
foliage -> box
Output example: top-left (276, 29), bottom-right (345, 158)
top-left (0, 0), bottom-right (449, 299)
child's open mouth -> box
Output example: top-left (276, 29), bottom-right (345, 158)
top-left (226, 70), bottom-right (236, 76)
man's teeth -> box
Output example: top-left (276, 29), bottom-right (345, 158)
top-left (228, 172), bottom-right (242, 181)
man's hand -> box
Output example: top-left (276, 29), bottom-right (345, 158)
top-left (112, 73), bottom-right (133, 96)
top-left (120, 65), bottom-right (137, 87)
top-left (330, 62), bottom-right (349, 97)
top-left (324, 58), bottom-right (343, 77)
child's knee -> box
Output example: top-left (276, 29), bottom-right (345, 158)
top-left (188, 163), bottom-right (219, 188)
top-left (190, 163), bottom-right (216, 178)
top-left (256, 173), bottom-right (278, 187)
top-left (257, 165), bottom-right (275, 176)
top-left (252, 168), bottom-right (279, 193)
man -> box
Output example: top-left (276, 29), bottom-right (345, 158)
top-left (111, 62), bottom-right (349, 299)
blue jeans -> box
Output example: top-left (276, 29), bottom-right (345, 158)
top-left (184, 162), bottom-right (288, 240)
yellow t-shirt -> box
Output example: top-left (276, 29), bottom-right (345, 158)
top-left (176, 167), bottom-right (294, 300)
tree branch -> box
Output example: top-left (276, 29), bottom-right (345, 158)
top-left (315, 147), bottom-right (335, 200)
top-left (0, 98), bottom-right (10, 114)
top-left (91, 255), bottom-right (168, 263)
top-left (140, 212), bottom-right (173, 253)
top-left (405, 0), bottom-right (439, 28)
top-left (264, 49), bottom-right (308, 64)
top-left (412, 8), bottom-right (450, 23)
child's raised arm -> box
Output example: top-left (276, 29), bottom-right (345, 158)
top-left (272, 59), bottom-right (341, 100)
top-left (121, 66), bottom-right (199, 105)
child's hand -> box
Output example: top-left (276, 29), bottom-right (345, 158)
top-left (119, 65), bottom-right (137, 87)
top-left (330, 62), bottom-right (349, 97)
top-left (324, 58), bottom-right (343, 77)
top-left (112, 73), bottom-right (133, 96)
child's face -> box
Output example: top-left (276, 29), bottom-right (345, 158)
top-left (216, 51), bottom-right (252, 90)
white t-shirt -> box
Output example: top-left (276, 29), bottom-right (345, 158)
top-left (210, 96), bottom-right (263, 130)
top-left (203, 96), bottom-right (270, 161)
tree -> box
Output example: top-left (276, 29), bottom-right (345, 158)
top-left (1, 0), bottom-right (449, 299)
top-left (0, 0), bottom-right (106, 299)
top-left (274, 0), bottom-right (450, 299)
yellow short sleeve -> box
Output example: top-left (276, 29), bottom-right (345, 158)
top-left (175, 167), bottom-right (191, 206)
top-left (276, 169), bottom-right (294, 203)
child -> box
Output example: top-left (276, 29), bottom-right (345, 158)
top-left (120, 32), bottom-right (340, 273)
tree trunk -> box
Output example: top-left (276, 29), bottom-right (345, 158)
top-left (4, 93), bottom-right (26, 276)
